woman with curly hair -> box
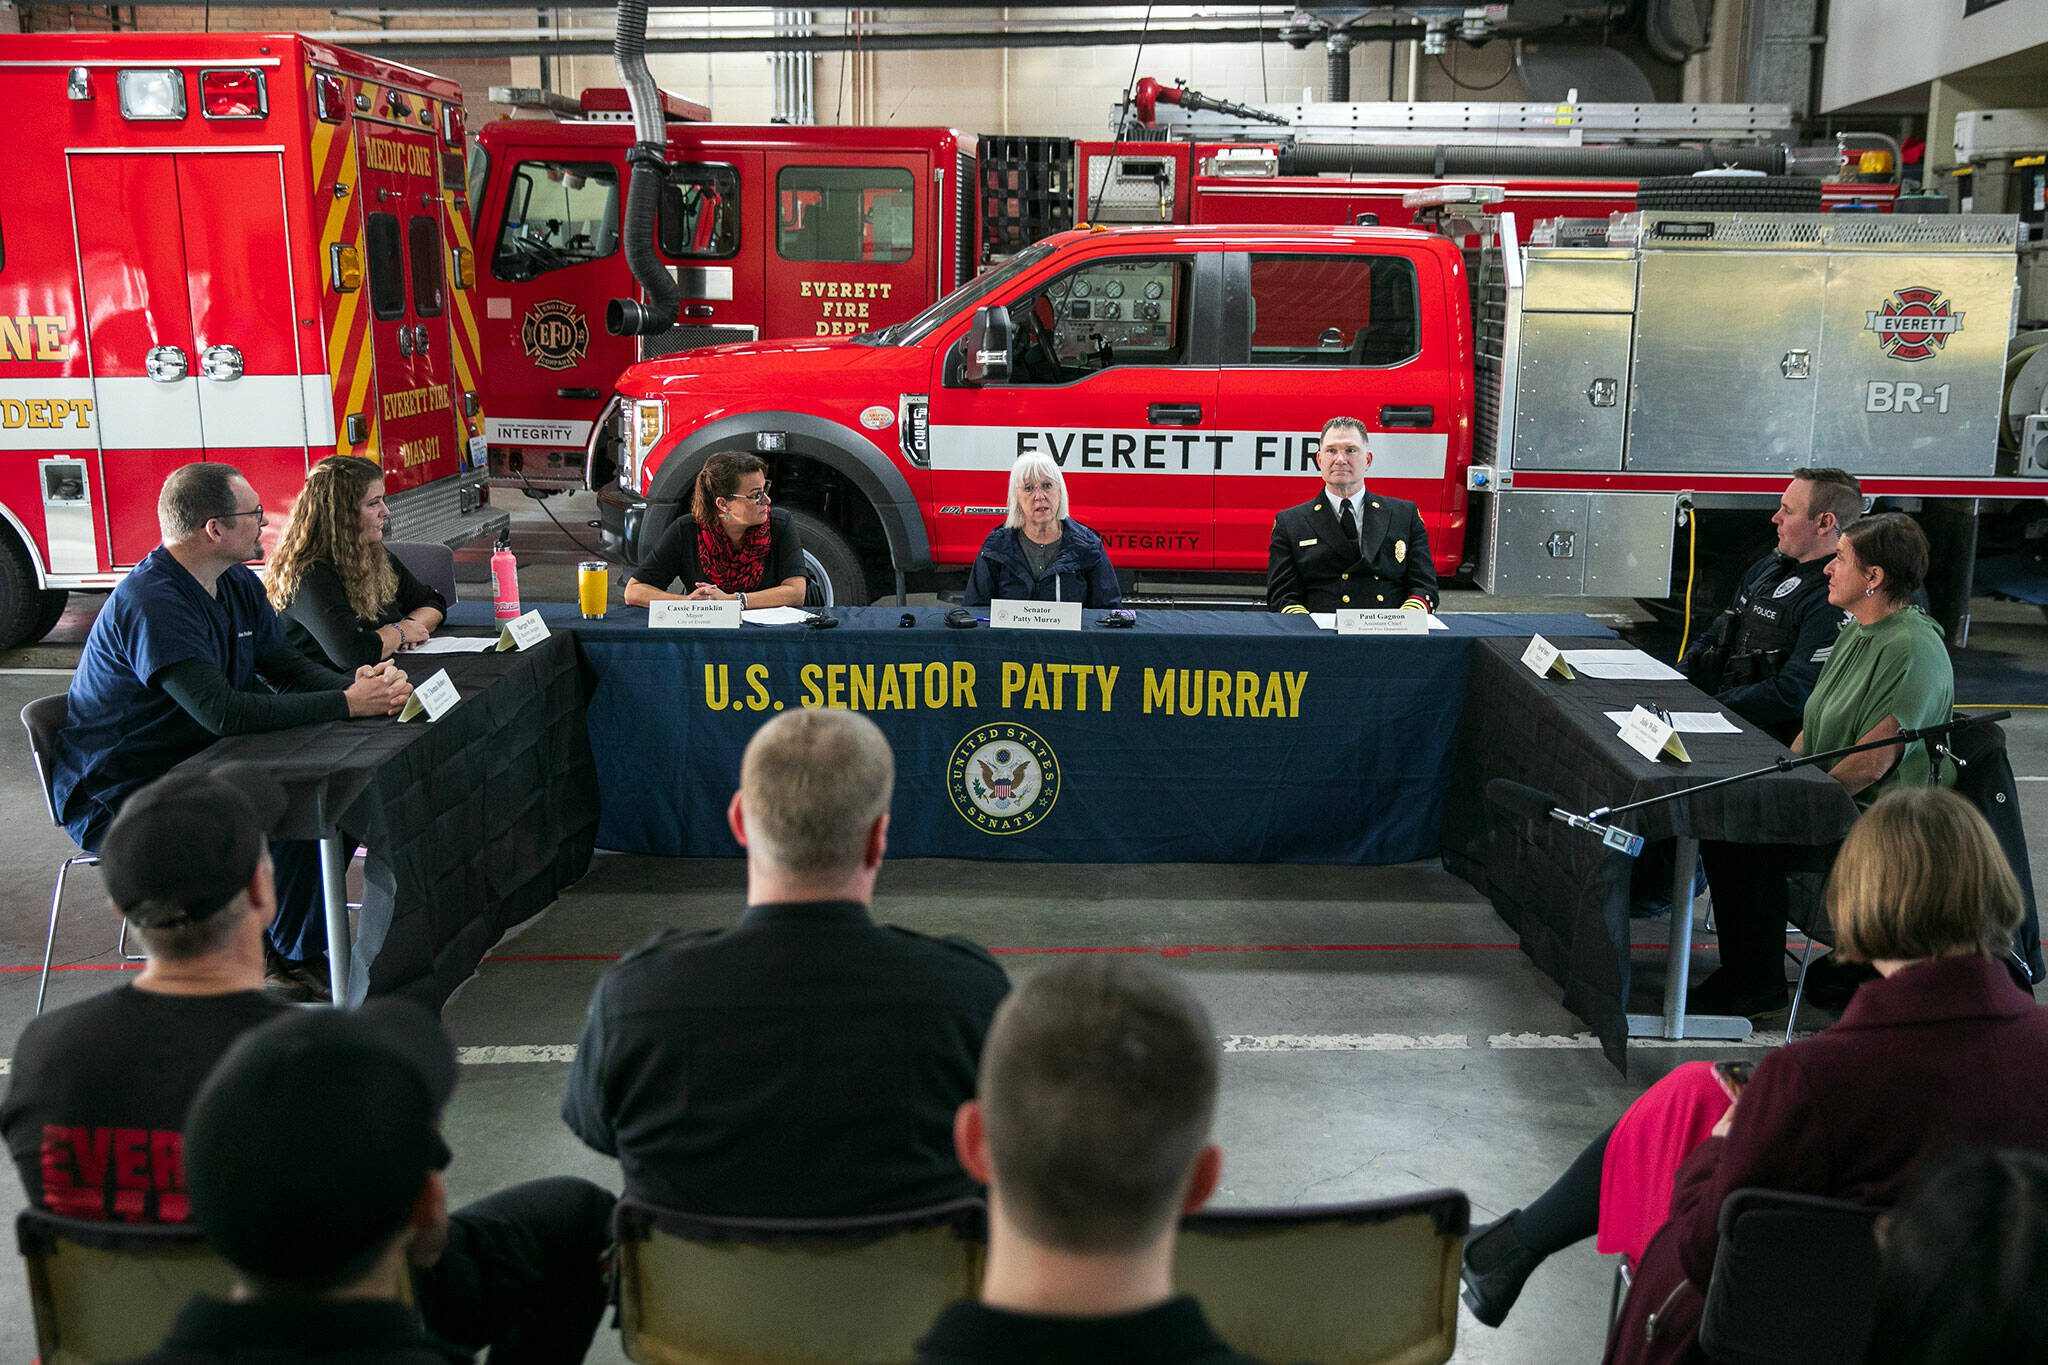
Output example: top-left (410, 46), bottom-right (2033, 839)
top-left (267, 456), bottom-right (446, 670)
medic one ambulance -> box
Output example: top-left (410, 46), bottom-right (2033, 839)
top-left (0, 32), bottom-right (505, 648)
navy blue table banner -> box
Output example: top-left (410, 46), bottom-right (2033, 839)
top-left (447, 603), bottom-right (1611, 864)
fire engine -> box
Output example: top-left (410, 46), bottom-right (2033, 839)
top-left (0, 32), bottom-right (505, 649)
top-left (473, 74), bottom-right (1903, 497)
top-left (596, 211), bottom-right (2047, 628)
top-left (469, 86), bottom-right (977, 491)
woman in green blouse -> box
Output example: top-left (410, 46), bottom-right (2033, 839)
top-left (1794, 512), bottom-right (1953, 800)
top-left (1694, 512), bottom-right (1953, 1018)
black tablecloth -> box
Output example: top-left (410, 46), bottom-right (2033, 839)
top-left (1442, 637), bottom-right (1860, 1070)
top-left (179, 633), bottom-right (599, 1008)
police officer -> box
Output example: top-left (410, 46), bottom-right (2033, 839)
top-left (1682, 467), bottom-right (1863, 743)
top-left (1268, 416), bottom-right (1437, 615)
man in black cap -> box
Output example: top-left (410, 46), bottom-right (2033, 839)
top-left (136, 1000), bottom-right (614, 1364)
top-left (2, 769), bottom-right (613, 1363)
top-left (2, 765), bottom-right (293, 1223)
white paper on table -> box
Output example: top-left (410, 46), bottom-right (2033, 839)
top-left (1604, 709), bottom-right (1743, 735)
top-left (741, 606), bottom-right (814, 626)
top-left (402, 636), bottom-right (498, 655)
top-left (1559, 648), bottom-right (1685, 681)
top-left (1311, 612), bottom-right (1448, 631)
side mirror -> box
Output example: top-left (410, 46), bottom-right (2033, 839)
top-left (961, 305), bottom-right (1012, 386)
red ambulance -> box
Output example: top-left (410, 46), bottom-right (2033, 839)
top-left (0, 32), bottom-right (504, 648)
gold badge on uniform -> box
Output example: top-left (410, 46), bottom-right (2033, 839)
top-left (1395, 539), bottom-right (1407, 563)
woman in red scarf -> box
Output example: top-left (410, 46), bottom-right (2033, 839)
top-left (624, 451), bottom-right (809, 611)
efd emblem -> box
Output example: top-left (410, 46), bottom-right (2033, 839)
top-left (949, 723), bottom-right (1060, 835)
top-left (521, 300), bottom-right (589, 372)
top-left (1865, 286), bottom-right (1963, 362)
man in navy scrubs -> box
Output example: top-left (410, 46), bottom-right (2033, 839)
top-left (51, 462), bottom-right (412, 996)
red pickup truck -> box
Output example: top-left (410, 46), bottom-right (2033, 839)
top-left (599, 224), bottom-right (1472, 602)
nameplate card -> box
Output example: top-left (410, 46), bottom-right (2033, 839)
top-left (496, 609), bottom-right (550, 652)
top-left (1521, 634), bottom-right (1576, 680)
top-left (396, 669), bottom-right (460, 724)
top-left (1336, 609), bottom-right (1429, 636)
top-left (990, 599), bottom-right (1082, 632)
top-left (1618, 705), bottom-right (1692, 764)
top-left (649, 599), bottom-right (742, 630)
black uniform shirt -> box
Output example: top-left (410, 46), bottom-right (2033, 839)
top-left (0, 987), bottom-right (288, 1220)
top-left (133, 1297), bottom-right (468, 1364)
top-left (1683, 551), bottom-right (1847, 741)
top-left (562, 899), bottom-right (1009, 1217)
top-left (917, 1296), bottom-right (1263, 1365)
top-left (1266, 487), bottom-right (1437, 613)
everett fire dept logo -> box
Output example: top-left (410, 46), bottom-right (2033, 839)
top-left (948, 723), bottom-right (1060, 835)
top-left (1864, 287), bottom-right (1964, 362)
top-left (520, 300), bottom-right (588, 372)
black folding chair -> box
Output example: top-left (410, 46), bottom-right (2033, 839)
top-left (19, 695), bottom-right (140, 1017)
top-left (1696, 1188), bottom-right (1882, 1365)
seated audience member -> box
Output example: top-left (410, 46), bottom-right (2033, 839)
top-left (1266, 416), bottom-right (1436, 615)
top-left (50, 461), bottom-right (410, 994)
top-left (960, 454), bottom-right (1121, 610)
top-left (564, 708), bottom-right (1010, 1216)
top-left (267, 455), bottom-right (447, 669)
top-left (1693, 511), bottom-right (1953, 1017)
top-left (1866, 1149), bottom-right (2048, 1364)
top-left (917, 957), bottom-right (1256, 1364)
top-left (2, 768), bottom-right (294, 1220)
top-left (1461, 788), bottom-right (2048, 1365)
top-left (3, 771), bottom-right (612, 1363)
top-left (623, 451), bottom-right (809, 610)
top-left (134, 1001), bottom-right (614, 1365)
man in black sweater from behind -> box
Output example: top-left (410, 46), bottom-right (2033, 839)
top-left (563, 708), bottom-right (1010, 1217)
top-left (917, 957), bottom-right (1259, 1365)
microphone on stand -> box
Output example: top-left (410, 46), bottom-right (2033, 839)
top-left (1485, 779), bottom-right (1647, 858)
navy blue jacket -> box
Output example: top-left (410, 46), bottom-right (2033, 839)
top-left (961, 520), bottom-right (1121, 610)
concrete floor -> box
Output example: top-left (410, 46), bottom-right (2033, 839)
top-left (3, 491), bottom-right (2045, 1362)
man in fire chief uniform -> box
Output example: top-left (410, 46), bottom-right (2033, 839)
top-left (1267, 416), bottom-right (1437, 614)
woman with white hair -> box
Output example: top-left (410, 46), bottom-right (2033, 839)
top-left (961, 454), bottom-right (1122, 610)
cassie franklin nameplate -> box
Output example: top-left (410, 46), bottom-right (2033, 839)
top-left (649, 599), bottom-right (743, 630)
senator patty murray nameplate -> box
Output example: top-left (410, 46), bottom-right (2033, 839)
top-left (990, 599), bottom-right (1082, 631)
top-left (649, 599), bottom-right (743, 629)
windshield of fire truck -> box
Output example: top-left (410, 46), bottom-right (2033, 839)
top-left (870, 243), bottom-right (1055, 347)
top-left (492, 159), bottom-right (620, 282)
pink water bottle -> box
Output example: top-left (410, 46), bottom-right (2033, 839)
top-left (490, 535), bottom-right (520, 620)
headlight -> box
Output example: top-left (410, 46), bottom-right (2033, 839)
top-left (625, 399), bottom-right (664, 492)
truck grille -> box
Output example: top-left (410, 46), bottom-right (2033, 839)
top-left (639, 324), bottom-right (759, 361)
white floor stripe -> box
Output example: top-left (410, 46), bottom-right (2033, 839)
top-left (0, 668), bottom-right (77, 677)
top-left (1222, 1032), bottom-right (1470, 1053)
top-left (457, 1044), bottom-right (579, 1065)
top-left (0, 1033), bottom-right (1804, 1075)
